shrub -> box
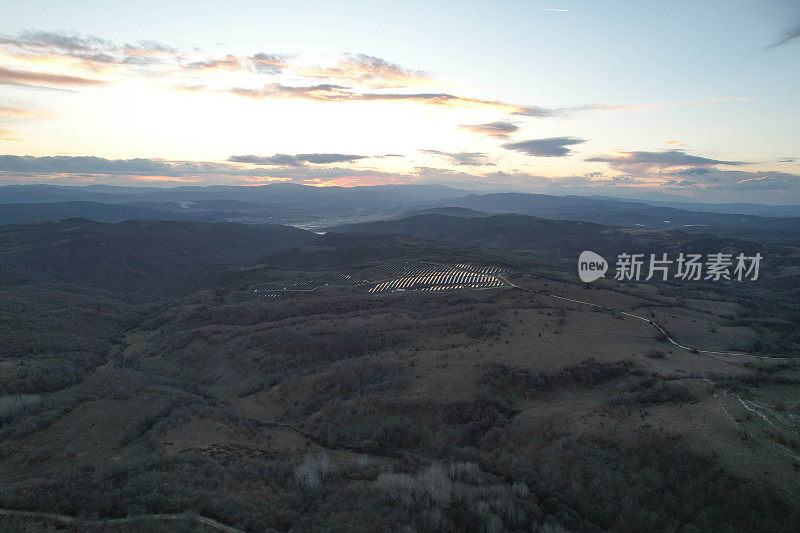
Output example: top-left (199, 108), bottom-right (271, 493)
top-left (607, 382), bottom-right (697, 406)
top-left (555, 358), bottom-right (630, 387)
top-left (0, 394), bottom-right (41, 424)
top-left (479, 362), bottom-right (547, 396)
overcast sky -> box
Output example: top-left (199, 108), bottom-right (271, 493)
top-left (0, 0), bottom-right (799, 203)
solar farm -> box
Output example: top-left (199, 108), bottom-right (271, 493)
top-left (225, 263), bottom-right (510, 303)
top-left (226, 273), bottom-right (364, 303)
top-left (227, 290), bottom-right (282, 303)
top-left (368, 262), bottom-right (510, 294)
top-left (249, 273), bottom-right (362, 291)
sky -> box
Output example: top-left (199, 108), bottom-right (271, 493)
top-left (0, 0), bottom-right (799, 203)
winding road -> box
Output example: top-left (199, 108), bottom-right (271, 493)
top-left (499, 275), bottom-right (791, 362)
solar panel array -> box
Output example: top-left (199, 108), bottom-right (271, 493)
top-left (227, 290), bottom-right (281, 303)
top-left (377, 262), bottom-right (453, 278)
top-left (227, 273), bottom-right (364, 303)
top-left (250, 273), bottom-right (362, 292)
top-left (226, 264), bottom-right (509, 302)
top-left (369, 263), bottom-right (509, 294)
top-left (452, 263), bottom-right (506, 275)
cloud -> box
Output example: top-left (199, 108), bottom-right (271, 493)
top-left (586, 149), bottom-right (747, 172)
top-left (0, 30), bottom-right (112, 51)
top-left (297, 153), bottom-right (368, 164)
top-left (420, 149), bottom-right (491, 166)
top-left (229, 83), bottom-right (553, 115)
top-left (661, 179), bottom-right (700, 188)
top-left (296, 54), bottom-right (429, 87)
top-left (0, 30), bottom-right (287, 78)
top-left (222, 83), bottom-right (748, 118)
top-left (1, 154), bottom-right (798, 202)
top-left (228, 154), bottom-right (302, 166)
top-left (0, 153), bottom-right (415, 187)
top-left (0, 154), bottom-right (377, 179)
top-left (3, 31), bottom-right (694, 120)
top-left (0, 105), bottom-right (48, 118)
top-left (250, 53), bottom-right (289, 74)
top-left (587, 150), bottom-right (763, 190)
top-left (501, 137), bottom-right (586, 157)
top-left (669, 168), bottom-right (800, 191)
top-left (459, 121), bottom-right (519, 139)
top-left (185, 53), bottom-right (288, 74)
top-left (729, 175), bottom-right (790, 190)
top-left (664, 140), bottom-right (686, 146)
top-left (567, 97), bottom-right (754, 114)
top-left (173, 84), bottom-right (207, 92)
top-left (0, 30), bottom-right (177, 70)
top-left (228, 153), bottom-right (369, 167)
top-left (767, 24), bottom-right (800, 48)
top-left (1, 29), bottom-right (750, 125)
top-left (185, 55), bottom-right (242, 71)
top-left (0, 66), bottom-right (106, 88)
top-left (673, 167), bottom-right (712, 176)
top-left (0, 129), bottom-right (21, 141)
top-left (580, 150), bottom-right (799, 194)
top-left (0, 155), bottom-right (226, 174)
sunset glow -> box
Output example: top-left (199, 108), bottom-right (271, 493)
top-left (1, 0), bottom-right (799, 202)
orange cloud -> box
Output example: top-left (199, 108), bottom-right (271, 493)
top-left (229, 83), bottom-right (553, 116)
top-left (0, 66), bottom-right (106, 87)
top-left (184, 53), bottom-right (287, 74)
top-left (459, 121), bottom-right (519, 139)
top-left (296, 54), bottom-right (430, 88)
top-left (0, 128), bottom-right (21, 140)
top-left (0, 31), bottom-right (179, 73)
top-left (0, 105), bottom-right (51, 118)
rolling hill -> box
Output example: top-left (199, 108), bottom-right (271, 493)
top-left (435, 193), bottom-right (800, 233)
top-left (0, 201), bottom-right (178, 225)
top-left (328, 213), bottom-right (768, 258)
top-left (0, 218), bottom-right (316, 293)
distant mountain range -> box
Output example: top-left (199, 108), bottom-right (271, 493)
top-left (604, 197), bottom-right (800, 217)
top-left (420, 194), bottom-right (800, 238)
top-left (328, 213), bottom-right (770, 258)
top-left (0, 184), bottom-right (799, 241)
top-left (0, 183), bottom-right (468, 207)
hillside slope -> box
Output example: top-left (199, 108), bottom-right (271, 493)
top-left (329, 213), bottom-right (765, 258)
top-left (440, 192), bottom-right (800, 232)
top-left (0, 218), bottom-right (316, 292)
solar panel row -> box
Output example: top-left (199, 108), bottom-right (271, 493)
top-left (369, 269), bottom-right (508, 294)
